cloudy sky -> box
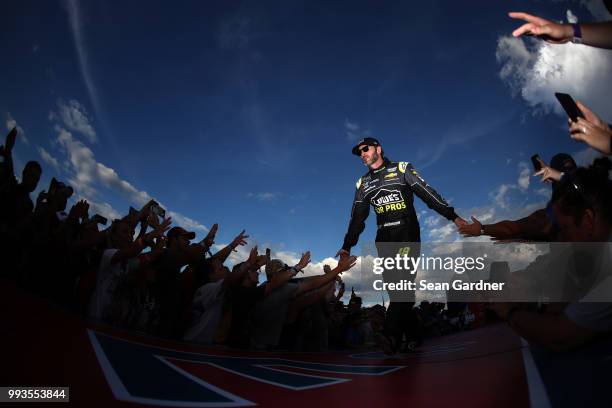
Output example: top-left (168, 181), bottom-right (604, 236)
top-left (2, 0), bottom-right (611, 300)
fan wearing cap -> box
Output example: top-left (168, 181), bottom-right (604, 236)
top-left (337, 137), bottom-right (466, 354)
top-left (155, 225), bottom-right (211, 338)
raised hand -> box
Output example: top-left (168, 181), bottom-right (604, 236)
top-left (202, 223), bottom-right (218, 248)
top-left (230, 230), bottom-right (249, 251)
top-left (145, 217), bottom-right (172, 244)
top-left (569, 103), bottom-right (612, 154)
top-left (509, 12), bottom-right (573, 44)
top-left (295, 251), bottom-right (311, 270)
top-left (247, 245), bottom-right (258, 265)
top-left (72, 199), bottom-right (90, 221)
top-left (534, 159), bottom-right (562, 183)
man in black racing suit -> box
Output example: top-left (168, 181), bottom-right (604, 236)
top-left (336, 137), bottom-right (466, 354)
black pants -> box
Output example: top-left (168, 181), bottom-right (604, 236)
top-left (375, 225), bottom-right (422, 347)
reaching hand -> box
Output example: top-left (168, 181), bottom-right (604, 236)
top-left (509, 12), bottom-right (573, 44)
top-left (230, 230), bottom-right (248, 251)
top-left (145, 217), bottom-right (172, 244)
top-left (247, 245), bottom-right (258, 265)
top-left (202, 223), bottom-right (218, 248)
top-left (335, 249), bottom-right (350, 260)
top-left (295, 251), bottom-right (311, 271)
top-left (534, 158), bottom-right (562, 183)
top-left (569, 103), bottom-right (612, 154)
top-left (458, 216), bottom-right (483, 237)
top-left (336, 255), bottom-right (358, 273)
top-left (71, 199), bottom-right (90, 221)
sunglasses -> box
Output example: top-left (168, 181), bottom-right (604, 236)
top-left (358, 145), bottom-right (371, 153)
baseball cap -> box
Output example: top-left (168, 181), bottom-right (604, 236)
top-left (351, 137), bottom-right (381, 156)
top-left (167, 226), bottom-right (196, 240)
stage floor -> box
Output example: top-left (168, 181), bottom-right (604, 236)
top-left (2, 281), bottom-right (610, 407)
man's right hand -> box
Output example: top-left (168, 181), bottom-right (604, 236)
top-left (335, 249), bottom-right (350, 259)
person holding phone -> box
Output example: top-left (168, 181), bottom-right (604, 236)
top-left (459, 154), bottom-right (577, 241)
top-left (568, 101), bottom-right (612, 155)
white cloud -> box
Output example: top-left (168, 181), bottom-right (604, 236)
top-left (56, 99), bottom-right (97, 143)
top-left (535, 187), bottom-right (551, 198)
top-left (217, 16), bottom-right (252, 50)
top-left (416, 114), bottom-right (512, 169)
top-left (517, 161), bottom-right (531, 191)
top-left (37, 147), bottom-right (60, 171)
top-left (246, 192), bottom-right (282, 202)
top-left (490, 183), bottom-right (515, 210)
top-left (63, 0), bottom-right (102, 116)
top-left (5, 113), bottom-right (28, 144)
top-left (344, 118), bottom-right (367, 141)
top-left (496, 9), bottom-right (612, 123)
top-left (168, 211), bottom-right (209, 233)
top-left (53, 125), bottom-right (207, 232)
top-left (428, 223), bottom-right (456, 241)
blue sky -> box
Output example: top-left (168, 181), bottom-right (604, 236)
top-left (2, 0), bottom-right (611, 283)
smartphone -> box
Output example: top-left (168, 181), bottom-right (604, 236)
top-left (531, 154), bottom-right (542, 172)
top-left (150, 204), bottom-right (166, 219)
top-left (555, 92), bottom-right (584, 122)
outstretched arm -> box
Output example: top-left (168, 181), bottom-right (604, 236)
top-left (341, 179), bottom-right (370, 253)
top-left (510, 12), bottom-right (612, 50)
top-left (295, 256), bottom-right (357, 296)
top-left (212, 229), bottom-right (248, 263)
top-left (569, 101), bottom-right (612, 155)
top-left (401, 162), bottom-right (463, 225)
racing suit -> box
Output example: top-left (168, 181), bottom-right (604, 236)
top-left (341, 158), bottom-right (458, 348)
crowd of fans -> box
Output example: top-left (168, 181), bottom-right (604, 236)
top-left (0, 123), bottom-right (492, 352)
top-left (456, 9), bottom-right (612, 352)
top-left (1, 8), bottom-right (611, 355)
top-left (0, 129), bottom-right (362, 349)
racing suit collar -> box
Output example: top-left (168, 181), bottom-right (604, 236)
top-left (370, 158), bottom-right (391, 174)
